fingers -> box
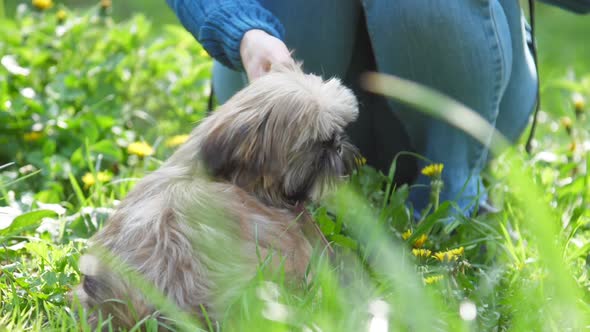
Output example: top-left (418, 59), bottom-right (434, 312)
top-left (246, 51), bottom-right (292, 81)
top-left (240, 29), bottom-right (295, 81)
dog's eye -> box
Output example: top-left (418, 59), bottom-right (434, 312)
top-left (321, 133), bottom-right (345, 155)
top-left (321, 133), bottom-right (346, 155)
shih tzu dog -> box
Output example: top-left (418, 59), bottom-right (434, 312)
top-left (75, 63), bottom-right (359, 329)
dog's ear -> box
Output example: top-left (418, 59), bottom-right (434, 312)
top-left (199, 113), bottom-right (278, 182)
top-left (200, 124), bottom-right (250, 179)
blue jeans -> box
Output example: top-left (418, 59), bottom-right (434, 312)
top-left (212, 0), bottom-right (538, 216)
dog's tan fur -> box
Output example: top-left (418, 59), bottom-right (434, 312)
top-left (75, 64), bottom-right (359, 328)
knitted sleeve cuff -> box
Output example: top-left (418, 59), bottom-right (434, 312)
top-left (199, 3), bottom-right (286, 70)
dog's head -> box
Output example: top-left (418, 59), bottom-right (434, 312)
top-left (192, 63), bottom-right (359, 207)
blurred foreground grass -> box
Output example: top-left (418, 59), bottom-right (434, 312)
top-left (1, 2), bottom-right (590, 331)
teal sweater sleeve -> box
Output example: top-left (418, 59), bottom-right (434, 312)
top-left (166, 0), bottom-right (285, 70)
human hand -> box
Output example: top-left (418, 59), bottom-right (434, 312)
top-left (240, 29), bottom-right (294, 81)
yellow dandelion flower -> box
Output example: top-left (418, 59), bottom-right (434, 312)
top-left (82, 173), bottom-right (96, 187)
top-left (355, 156), bottom-right (367, 166)
top-left (573, 93), bottom-right (585, 113)
top-left (57, 9), bottom-right (67, 21)
top-left (401, 229), bottom-right (412, 240)
top-left (32, 0), bottom-right (53, 10)
top-left (421, 163), bottom-right (444, 177)
top-left (433, 251), bottom-right (450, 262)
top-left (568, 141), bottom-right (577, 153)
top-left (100, 0), bottom-right (112, 9)
top-left (413, 234), bottom-right (428, 248)
top-left (82, 171), bottom-right (112, 188)
top-left (423, 275), bottom-right (444, 285)
top-left (412, 248), bottom-right (432, 258)
top-left (127, 141), bottom-right (154, 157)
top-left (23, 131), bottom-right (43, 142)
top-left (433, 248), bottom-right (461, 262)
top-left (561, 117), bottom-right (573, 136)
top-left (560, 116), bottom-right (573, 129)
top-left (96, 172), bottom-right (112, 182)
top-left (448, 246), bottom-right (465, 256)
top-left (166, 134), bottom-right (189, 148)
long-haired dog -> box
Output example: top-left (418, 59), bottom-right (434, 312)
top-left (75, 63), bottom-right (359, 329)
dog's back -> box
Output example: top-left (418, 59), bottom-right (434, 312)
top-left (76, 167), bottom-right (312, 329)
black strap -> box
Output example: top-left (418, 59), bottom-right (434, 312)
top-left (207, 80), bottom-right (215, 115)
top-left (525, 0), bottom-right (540, 154)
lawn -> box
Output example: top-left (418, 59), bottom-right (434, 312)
top-left (1, 2), bottom-right (590, 331)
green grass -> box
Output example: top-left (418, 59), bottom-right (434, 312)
top-left (1, 2), bottom-right (590, 331)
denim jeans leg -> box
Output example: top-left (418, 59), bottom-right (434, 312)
top-left (212, 62), bottom-right (247, 105)
top-left (496, 0), bottom-right (538, 142)
top-left (362, 0), bottom-right (515, 215)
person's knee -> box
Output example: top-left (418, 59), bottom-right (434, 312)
top-left (365, 0), bottom-right (514, 115)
